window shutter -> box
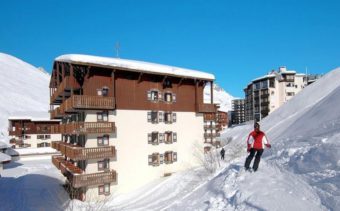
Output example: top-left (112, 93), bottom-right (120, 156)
top-left (173, 152), bottom-right (177, 162)
top-left (159, 133), bottom-right (164, 143)
top-left (159, 111), bottom-right (163, 122)
top-left (147, 90), bottom-right (152, 101)
top-left (173, 132), bottom-right (177, 142)
top-left (172, 93), bottom-right (176, 102)
top-left (160, 154), bottom-right (164, 164)
top-left (148, 133), bottom-right (152, 144)
top-left (148, 155), bottom-right (153, 165)
top-left (147, 112), bottom-right (152, 122)
top-left (172, 113), bottom-right (177, 123)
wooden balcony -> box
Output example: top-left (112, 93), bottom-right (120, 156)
top-left (51, 141), bottom-right (61, 150)
top-left (64, 95), bottom-right (115, 111)
top-left (197, 104), bottom-right (217, 113)
top-left (204, 113), bottom-right (217, 121)
top-left (50, 107), bottom-right (63, 119)
top-left (50, 95), bottom-right (115, 119)
top-left (51, 156), bottom-right (116, 188)
top-left (71, 170), bottom-right (117, 188)
top-left (51, 122), bottom-right (115, 134)
top-left (51, 76), bottom-right (80, 104)
top-left (57, 142), bottom-right (115, 161)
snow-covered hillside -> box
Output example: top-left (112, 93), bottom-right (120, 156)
top-left (0, 53), bottom-right (50, 140)
top-left (204, 83), bottom-right (234, 112)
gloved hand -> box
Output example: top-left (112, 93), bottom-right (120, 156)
top-left (247, 144), bottom-right (251, 152)
top-left (265, 144), bottom-right (271, 148)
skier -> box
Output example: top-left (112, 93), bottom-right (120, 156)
top-left (220, 147), bottom-right (225, 160)
top-left (244, 122), bottom-right (271, 172)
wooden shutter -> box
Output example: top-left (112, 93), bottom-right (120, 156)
top-left (159, 111), bottom-right (164, 122)
top-left (158, 92), bottom-right (163, 102)
top-left (173, 152), bottom-right (177, 162)
top-left (147, 90), bottom-right (152, 101)
top-left (148, 155), bottom-right (153, 165)
top-left (147, 112), bottom-right (152, 122)
top-left (159, 133), bottom-right (164, 143)
top-left (172, 113), bottom-right (177, 123)
top-left (172, 93), bottom-right (176, 102)
top-left (173, 132), bottom-right (177, 142)
top-left (160, 154), bottom-right (164, 164)
top-left (148, 133), bottom-right (152, 144)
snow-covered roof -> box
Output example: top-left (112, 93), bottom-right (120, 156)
top-left (0, 152), bottom-right (11, 163)
top-left (56, 54), bottom-right (215, 80)
top-left (252, 74), bottom-right (275, 82)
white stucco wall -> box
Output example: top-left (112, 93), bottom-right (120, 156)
top-left (83, 109), bottom-right (205, 196)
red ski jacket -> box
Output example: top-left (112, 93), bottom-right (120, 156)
top-left (247, 130), bottom-right (269, 149)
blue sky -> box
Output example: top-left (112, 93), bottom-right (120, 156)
top-left (1, 0), bottom-right (339, 97)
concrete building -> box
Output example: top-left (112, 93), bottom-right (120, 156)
top-left (49, 54), bottom-right (218, 201)
top-left (231, 99), bottom-right (245, 125)
top-left (244, 66), bottom-right (306, 121)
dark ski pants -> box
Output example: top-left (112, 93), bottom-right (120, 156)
top-left (244, 148), bottom-right (264, 171)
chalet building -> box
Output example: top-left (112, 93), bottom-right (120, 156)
top-left (231, 99), bottom-right (245, 125)
top-left (49, 54), bottom-right (218, 201)
top-left (8, 116), bottom-right (61, 148)
top-left (244, 66), bottom-right (306, 121)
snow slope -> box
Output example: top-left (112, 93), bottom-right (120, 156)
top-left (0, 53), bottom-right (50, 140)
top-left (204, 83), bottom-right (234, 112)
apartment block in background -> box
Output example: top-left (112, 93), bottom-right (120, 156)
top-left (231, 99), bottom-right (245, 125)
top-left (244, 66), bottom-right (306, 121)
top-left (49, 54), bottom-right (217, 201)
top-left (8, 116), bottom-right (61, 148)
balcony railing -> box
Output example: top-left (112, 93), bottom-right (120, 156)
top-left (52, 156), bottom-right (116, 188)
top-left (51, 122), bottom-right (115, 134)
top-left (71, 171), bottom-right (117, 188)
top-left (51, 141), bottom-right (61, 150)
top-left (50, 95), bottom-right (116, 119)
top-left (64, 95), bottom-right (115, 111)
top-left (203, 113), bottom-right (216, 121)
top-left (51, 76), bottom-right (80, 104)
top-left (56, 142), bottom-right (115, 161)
top-left (197, 104), bottom-right (217, 113)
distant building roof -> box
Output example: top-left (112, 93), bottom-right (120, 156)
top-left (56, 54), bottom-right (215, 80)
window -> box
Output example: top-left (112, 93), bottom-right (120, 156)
top-left (287, 92), bottom-right (295, 96)
top-left (98, 135), bottom-right (109, 146)
top-left (98, 183), bottom-right (110, 195)
top-left (164, 132), bottom-right (172, 144)
top-left (97, 89), bottom-right (103, 96)
top-left (97, 111), bottom-right (108, 122)
top-left (147, 90), bottom-right (162, 102)
top-left (164, 112), bottom-right (176, 124)
top-left (164, 92), bottom-right (176, 103)
top-left (148, 132), bottom-right (159, 145)
top-left (102, 87), bottom-right (109, 96)
top-left (98, 159), bottom-right (110, 171)
top-left (148, 153), bottom-right (160, 166)
top-left (37, 135), bottom-right (44, 139)
top-left (147, 111), bottom-right (159, 123)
